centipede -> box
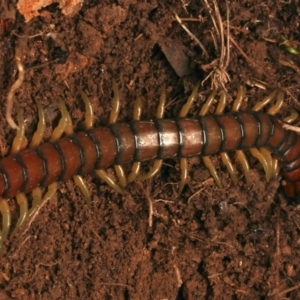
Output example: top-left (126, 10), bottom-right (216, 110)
top-left (0, 82), bottom-right (299, 253)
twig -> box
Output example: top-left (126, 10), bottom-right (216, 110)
top-left (136, 181), bottom-right (154, 227)
top-left (173, 13), bottom-right (209, 58)
top-left (282, 123), bottom-right (300, 133)
top-left (6, 56), bottom-right (24, 129)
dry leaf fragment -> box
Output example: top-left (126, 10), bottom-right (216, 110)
top-left (17, 0), bottom-right (83, 22)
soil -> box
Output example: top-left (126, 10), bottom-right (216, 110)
top-left (1, 0), bottom-right (300, 299)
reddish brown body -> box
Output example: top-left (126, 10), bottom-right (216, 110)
top-left (0, 111), bottom-right (299, 199)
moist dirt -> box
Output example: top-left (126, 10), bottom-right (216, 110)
top-left (1, 0), bottom-right (300, 299)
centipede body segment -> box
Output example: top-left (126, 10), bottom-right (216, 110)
top-left (0, 83), bottom-right (300, 253)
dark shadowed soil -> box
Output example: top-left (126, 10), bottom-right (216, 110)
top-left (1, 0), bottom-right (300, 299)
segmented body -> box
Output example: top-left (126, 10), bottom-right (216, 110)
top-left (0, 112), bottom-right (299, 199)
top-left (0, 84), bottom-right (299, 253)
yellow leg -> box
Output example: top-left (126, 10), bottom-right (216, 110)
top-left (128, 162), bottom-right (140, 183)
top-left (231, 85), bottom-right (245, 112)
top-left (95, 169), bottom-right (124, 195)
top-left (109, 79), bottom-right (121, 124)
top-left (132, 86), bottom-right (168, 183)
top-left (10, 105), bottom-right (26, 154)
top-left (114, 165), bottom-right (127, 188)
top-left (235, 150), bottom-right (251, 185)
top-left (270, 109), bottom-right (299, 178)
top-left (28, 187), bottom-right (43, 218)
top-left (78, 88), bottom-right (94, 129)
top-left (202, 156), bottom-right (223, 189)
top-left (284, 109), bottom-right (298, 123)
top-left (4, 107), bottom-right (29, 245)
top-left (73, 175), bottom-right (91, 208)
top-left (215, 91), bottom-right (226, 114)
top-left (10, 193), bottom-right (28, 237)
top-left (231, 87), bottom-right (250, 184)
top-left (199, 89), bottom-right (217, 116)
top-left (28, 183), bottom-right (58, 219)
top-left (156, 85), bottom-right (167, 119)
top-left (30, 99), bottom-right (46, 148)
top-left (249, 148), bottom-right (271, 181)
top-left (138, 160), bottom-right (163, 181)
top-left (107, 81), bottom-right (127, 189)
top-left (220, 153), bottom-right (238, 184)
top-left (178, 158), bottom-right (188, 195)
top-left (127, 97), bottom-right (143, 183)
top-left (0, 199), bottom-right (11, 252)
top-left (199, 89), bottom-right (225, 189)
top-left (267, 91), bottom-right (284, 115)
top-left (252, 90), bottom-right (277, 111)
top-left (50, 98), bottom-right (69, 141)
top-left (71, 90), bottom-right (97, 205)
top-left (179, 82), bottom-right (200, 117)
top-left (215, 91), bottom-right (239, 184)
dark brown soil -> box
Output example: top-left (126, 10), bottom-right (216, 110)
top-left (1, 0), bottom-right (300, 299)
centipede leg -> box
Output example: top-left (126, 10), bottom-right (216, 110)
top-left (230, 86), bottom-right (251, 184)
top-left (215, 91), bottom-right (238, 184)
top-left (28, 183), bottom-right (58, 220)
top-left (272, 108), bottom-right (299, 178)
top-left (49, 98), bottom-right (68, 141)
top-left (2, 107), bottom-right (29, 243)
top-left (29, 99), bottom-right (69, 215)
top-left (62, 90), bottom-right (93, 206)
top-left (10, 193), bottom-right (28, 237)
top-left (0, 199), bottom-right (11, 252)
top-left (106, 81), bottom-right (127, 189)
top-left (135, 87), bottom-right (167, 183)
top-left (73, 176), bottom-right (91, 207)
top-left (127, 97), bottom-right (143, 183)
top-left (199, 89), bottom-right (223, 189)
top-left (202, 157), bottom-right (223, 189)
top-left (95, 169), bottom-right (124, 195)
top-left (30, 99), bottom-right (46, 148)
top-left (251, 91), bottom-right (283, 179)
top-left (10, 105), bottom-right (26, 154)
top-left (80, 83), bottom-right (124, 194)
